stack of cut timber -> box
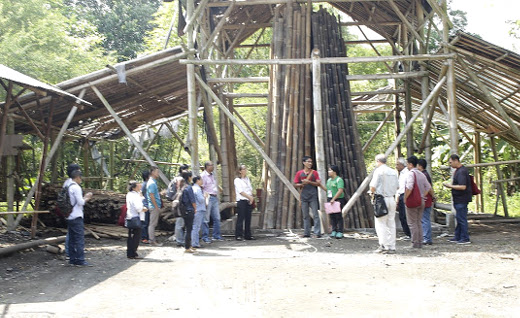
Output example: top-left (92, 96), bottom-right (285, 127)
top-left (262, 5), bottom-right (373, 229)
top-left (263, 3), bottom-right (312, 229)
top-left (38, 184), bottom-right (173, 230)
top-left (311, 8), bottom-right (373, 228)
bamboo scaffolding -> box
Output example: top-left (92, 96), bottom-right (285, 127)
top-left (341, 75), bottom-right (447, 216)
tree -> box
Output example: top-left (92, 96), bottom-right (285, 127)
top-left (63, 0), bottom-right (162, 62)
top-left (0, 0), bottom-right (111, 85)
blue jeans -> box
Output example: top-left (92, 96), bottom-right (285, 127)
top-left (454, 203), bottom-right (470, 242)
top-left (421, 206), bottom-right (432, 243)
top-left (175, 217), bottom-right (185, 245)
top-left (141, 211), bottom-right (150, 240)
top-left (191, 209), bottom-right (205, 247)
top-left (202, 196), bottom-right (222, 241)
top-left (67, 217), bottom-right (85, 265)
top-left (302, 199), bottom-right (320, 236)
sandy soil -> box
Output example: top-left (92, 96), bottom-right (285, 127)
top-left (1, 222), bottom-right (520, 318)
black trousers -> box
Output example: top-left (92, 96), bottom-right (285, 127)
top-left (328, 197), bottom-right (346, 232)
top-left (398, 194), bottom-right (411, 237)
top-left (127, 227), bottom-right (142, 258)
top-left (183, 211), bottom-right (194, 249)
top-left (235, 200), bottom-right (253, 239)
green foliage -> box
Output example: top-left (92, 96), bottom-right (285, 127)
top-left (64, 0), bottom-right (162, 62)
top-left (142, 1), bottom-right (185, 52)
top-left (347, 44), bottom-right (392, 92)
top-left (0, 0), bottom-right (112, 85)
top-left (427, 6), bottom-right (469, 52)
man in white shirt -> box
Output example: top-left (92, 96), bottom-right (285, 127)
top-left (395, 157), bottom-right (411, 239)
top-left (67, 170), bottom-right (93, 267)
top-left (370, 154), bottom-right (399, 254)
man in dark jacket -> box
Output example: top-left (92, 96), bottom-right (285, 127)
top-left (443, 154), bottom-right (472, 244)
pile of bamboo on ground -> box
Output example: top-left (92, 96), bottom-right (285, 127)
top-left (262, 5), bottom-right (373, 229)
top-left (262, 3), bottom-right (312, 229)
top-left (311, 8), bottom-right (373, 228)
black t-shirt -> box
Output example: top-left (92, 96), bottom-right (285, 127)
top-left (452, 166), bottom-right (472, 203)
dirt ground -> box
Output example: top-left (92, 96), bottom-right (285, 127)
top-left (1, 221), bottom-right (520, 318)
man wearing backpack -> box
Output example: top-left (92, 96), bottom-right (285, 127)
top-left (443, 154), bottom-right (472, 245)
top-left (67, 170), bottom-right (93, 266)
top-left (62, 163), bottom-right (80, 258)
top-left (167, 164), bottom-right (189, 247)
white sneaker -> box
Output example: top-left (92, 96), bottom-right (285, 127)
top-left (374, 245), bottom-right (385, 253)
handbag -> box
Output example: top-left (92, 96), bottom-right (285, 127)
top-left (125, 216), bottom-right (141, 229)
top-left (373, 194), bottom-right (388, 218)
top-left (405, 172), bottom-right (422, 208)
top-left (325, 201), bottom-right (341, 214)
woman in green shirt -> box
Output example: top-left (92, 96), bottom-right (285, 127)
top-left (326, 165), bottom-right (345, 239)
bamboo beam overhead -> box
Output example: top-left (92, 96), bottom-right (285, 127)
top-left (180, 53), bottom-right (457, 65)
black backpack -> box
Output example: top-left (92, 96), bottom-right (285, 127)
top-left (57, 184), bottom-right (74, 218)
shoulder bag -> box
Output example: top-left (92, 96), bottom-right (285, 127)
top-left (405, 171), bottom-right (422, 208)
top-left (372, 194), bottom-right (388, 218)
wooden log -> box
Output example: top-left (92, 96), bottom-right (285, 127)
top-left (0, 235), bottom-right (66, 257)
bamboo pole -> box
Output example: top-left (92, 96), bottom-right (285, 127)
top-left (341, 76), bottom-right (447, 216)
top-left (31, 98), bottom-right (55, 238)
top-left (207, 77), bottom-right (270, 83)
top-left (206, 0), bottom-right (399, 7)
top-left (186, 0), bottom-right (199, 176)
top-left (5, 118), bottom-right (15, 229)
top-left (91, 86), bottom-right (169, 185)
top-left (490, 136), bottom-right (509, 217)
top-left (180, 53), bottom-right (457, 65)
top-left (362, 108), bottom-right (395, 152)
top-left (474, 132), bottom-right (484, 213)
top-left (311, 49), bottom-right (328, 234)
top-left (0, 82), bottom-right (14, 168)
top-left (196, 73), bottom-right (300, 200)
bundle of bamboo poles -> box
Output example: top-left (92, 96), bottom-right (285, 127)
top-left (311, 8), bottom-right (373, 228)
top-left (262, 3), bottom-right (312, 229)
top-left (262, 4), bottom-right (373, 229)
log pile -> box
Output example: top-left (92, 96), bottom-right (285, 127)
top-left (311, 8), bottom-right (374, 228)
top-left (262, 5), bottom-right (373, 229)
top-left (38, 184), bottom-right (174, 230)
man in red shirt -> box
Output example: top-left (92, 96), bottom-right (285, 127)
top-left (294, 156), bottom-right (326, 238)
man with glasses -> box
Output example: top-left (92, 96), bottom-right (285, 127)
top-left (294, 156), bottom-right (326, 238)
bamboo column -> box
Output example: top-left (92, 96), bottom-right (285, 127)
top-left (6, 118), bottom-right (15, 229)
top-left (186, 0), bottom-right (199, 176)
top-left (442, 0), bottom-right (459, 154)
top-left (490, 136), bottom-right (508, 217)
top-left (474, 132), bottom-right (484, 213)
top-left (311, 48), bottom-right (328, 233)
